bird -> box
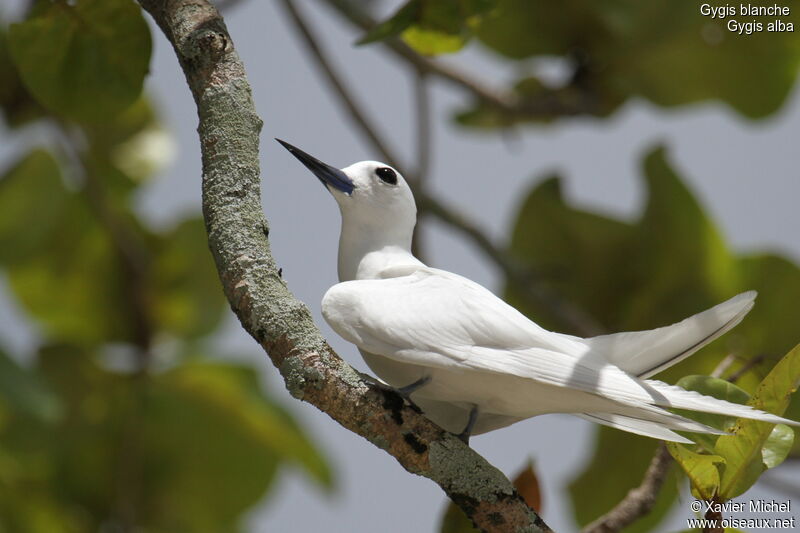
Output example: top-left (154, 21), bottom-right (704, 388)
top-left (277, 138), bottom-right (798, 444)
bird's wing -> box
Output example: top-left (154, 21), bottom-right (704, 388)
top-left (585, 291), bottom-right (756, 378)
top-left (322, 266), bottom-right (588, 367)
top-left (323, 269), bottom-right (797, 427)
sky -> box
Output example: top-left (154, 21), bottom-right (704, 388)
top-left (1, 1), bottom-right (799, 532)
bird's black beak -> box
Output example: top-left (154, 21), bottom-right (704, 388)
top-left (276, 139), bottom-right (354, 195)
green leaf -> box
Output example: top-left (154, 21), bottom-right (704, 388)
top-left (157, 360), bottom-right (333, 489)
top-left (762, 424), bottom-right (794, 469)
top-left (357, 0), bottom-right (418, 45)
top-left (142, 360), bottom-right (332, 530)
top-left (402, 25), bottom-right (467, 55)
top-left (505, 175), bottom-right (636, 334)
top-left (359, 0), bottom-right (496, 55)
top-left (0, 20), bottom-right (45, 127)
top-left (715, 343), bottom-right (800, 499)
top-left (150, 218), bottom-right (226, 339)
top-left (8, 0), bottom-right (151, 122)
top-left (0, 150), bottom-right (70, 266)
top-left (666, 442), bottom-right (724, 501)
top-left (675, 375), bottom-right (750, 451)
top-left (0, 349), bottom-right (61, 423)
top-left (0, 150), bottom-right (147, 345)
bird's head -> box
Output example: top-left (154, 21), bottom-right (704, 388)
top-left (277, 139), bottom-right (416, 228)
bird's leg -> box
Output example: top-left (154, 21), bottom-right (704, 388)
top-left (397, 375), bottom-right (431, 398)
top-left (457, 405), bottom-right (479, 445)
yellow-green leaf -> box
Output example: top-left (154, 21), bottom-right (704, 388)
top-left (715, 343), bottom-right (800, 499)
top-left (666, 443), bottom-right (724, 501)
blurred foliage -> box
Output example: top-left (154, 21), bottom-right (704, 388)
top-left (0, 1), bottom-right (331, 531)
top-left (362, 0), bottom-right (800, 124)
top-left (439, 461), bottom-right (542, 533)
top-left (506, 147), bottom-right (800, 530)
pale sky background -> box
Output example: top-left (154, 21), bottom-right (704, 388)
top-left (1, 1), bottom-right (799, 532)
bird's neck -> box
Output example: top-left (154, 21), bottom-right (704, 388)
top-left (337, 217), bottom-right (422, 281)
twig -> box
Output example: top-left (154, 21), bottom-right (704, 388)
top-left (411, 69), bottom-right (431, 259)
top-left (725, 353), bottom-right (767, 383)
top-left (581, 445), bottom-right (673, 533)
top-left (710, 353), bottom-right (737, 379)
top-left (283, 0), bottom-right (604, 336)
top-left (136, 1), bottom-right (552, 531)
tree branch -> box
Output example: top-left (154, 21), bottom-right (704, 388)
top-left (410, 70), bottom-right (431, 259)
top-left (136, 1), bottom-right (551, 531)
top-left (581, 445), bottom-right (673, 533)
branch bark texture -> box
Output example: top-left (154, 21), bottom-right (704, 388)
top-left (136, 1), bottom-right (551, 531)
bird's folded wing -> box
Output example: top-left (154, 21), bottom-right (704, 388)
top-left (322, 268), bottom-right (798, 426)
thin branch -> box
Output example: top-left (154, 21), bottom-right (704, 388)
top-left (725, 353), bottom-right (767, 383)
top-left (136, 1), bottom-right (551, 531)
top-left (581, 444), bottom-right (673, 533)
top-left (710, 353), bottom-right (737, 379)
top-left (283, 0), bottom-right (604, 337)
top-left (411, 69), bottom-right (431, 259)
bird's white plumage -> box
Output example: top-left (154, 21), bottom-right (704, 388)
top-left (280, 150), bottom-right (799, 441)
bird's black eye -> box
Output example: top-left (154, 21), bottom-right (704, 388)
top-left (375, 167), bottom-right (397, 185)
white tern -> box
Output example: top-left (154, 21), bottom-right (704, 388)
top-left (278, 139), bottom-right (798, 443)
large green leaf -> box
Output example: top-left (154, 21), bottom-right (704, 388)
top-left (0, 348), bottom-right (61, 423)
top-left (0, 149), bottom-right (221, 345)
top-left (505, 174), bottom-right (636, 333)
top-left (8, 0), bottom-right (151, 122)
top-left (0, 150), bottom-right (70, 266)
top-left (506, 146), bottom-right (737, 341)
top-left (0, 20), bottom-right (45, 127)
top-left (142, 360), bottom-right (333, 531)
top-left (715, 343), bottom-right (800, 499)
top-left (0, 150), bottom-right (139, 345)
top-left (150, 219), bottom-right (226, 340)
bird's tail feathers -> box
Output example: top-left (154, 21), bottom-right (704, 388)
top-left (645, 380), bottom-right (800, 426)
top-left (587, 291), bottom-right (757, 378)
top-left (577, 413), bottom-right (696, 443)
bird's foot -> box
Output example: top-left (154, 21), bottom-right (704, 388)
top-left (374, 376), bottom-right (431, 414)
